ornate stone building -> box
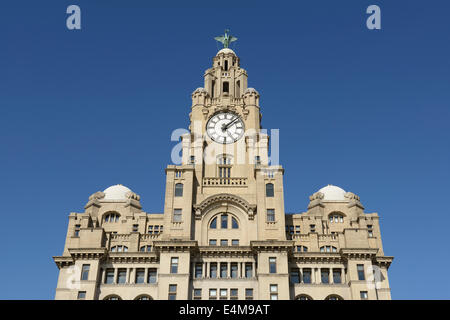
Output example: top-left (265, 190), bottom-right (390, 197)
top-left (53, 37), bottom-right (393, 300)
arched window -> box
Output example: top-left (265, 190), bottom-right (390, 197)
top-left (325, 295), bottom-right (343, 300)
top-left (175, 183), bottom-right (183, 197)
top-left (329, 212), bottom-right (344, 223)
top-left (223, 81), bottom-right (229, 93)
top-left (266, 183), bottom-right (274, 197)
top-left (104, 212), bottom-right (120, 223)
top-left (320, 246), bottom-right (337, 253)
top-left (111, 245), bottom-right (128, 252)
top-left (210, 217), bottom-right (217, 229)
top-left (103, 295), bottom-right (122, 300)
top-left (135, 295), bottom-right (153, 300)
top-left (295, 294), bottom-right (313, 300)
top-left (231, 217), bottom-right (239, 229)
top-left (221, 214), bottom-right (228, 229)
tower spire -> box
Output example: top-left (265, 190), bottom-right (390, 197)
top-left (214, 29), bottom-right (237, 48)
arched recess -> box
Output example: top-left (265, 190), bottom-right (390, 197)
top-left (103, 294), bottom-right (122, 300)
top-left (134, 294), bottom-right (153, 300)
top-left (294, 294), bottom-right (313, 300)
top-left (325, 294), bottom-right (344, 300)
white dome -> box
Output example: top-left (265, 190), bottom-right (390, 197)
top-left (318, 185), bottom-right (347, 201)
top-left (103, 184), bottom-right (132, 200)
top-left (216, 48), bottom-right (236, 56)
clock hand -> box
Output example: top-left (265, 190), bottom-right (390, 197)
top-left (222, 116), bottom-right (240, 130)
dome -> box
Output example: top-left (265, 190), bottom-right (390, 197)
top-left (103, 184), bottom-right (132, 200)
top-left (318, 185), bottom-right (347, 201)
top-left (216, 48), bottom-right (236, 56)
top-left (244, 87), bottom-right (259, 95)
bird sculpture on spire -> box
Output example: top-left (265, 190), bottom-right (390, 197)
top-left (214, 29), bottom-right (237, 48)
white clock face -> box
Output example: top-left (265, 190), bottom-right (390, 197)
top-left (206, 112), bottom-right (245, 144)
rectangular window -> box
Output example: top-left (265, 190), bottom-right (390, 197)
top-left (195, 263), bottom-right (202, 278)
top-left (190, 155), bottom-right (195, 164)
top-left (77, 291), bottom-right (86, 300)
top-left (210, 263), bottom-right (217, 278)
top-left (173, 209), bottom-right (182, 222)
top-left (231, 263), bottom-right (238, 278)
top-left (154, 225), bottom-right (159, 233)
top-left (81, 264), bottom-right (90, 281)
top-left (267, 209), bottom-right (275, 222)
top-left (117, 269), bottom-right (127, 284)
top-left (270, 284), bottom-right (278, 300)
top-left (148, 225), bottom-right (153, 234)
top-left (132, 224), bottom-right (138, 232)
top-left (209, 289), bottom-right (217, 300)
top-left (269, 257), bottom-right (277, 274)
top-left (295, 225), bottom-right (300, 234)
top-left (135, 268), bottom-right (145, 284)
top-left (321, 269), bottom-right (329, 284)
top-left (105, 269), bottom-right (114, 284)
top-left (368, 225), bottom-right (373, 237)
top-left (221, 215), bottom-right (228, 229)
top-left (220, 263), bottom-right (228, 278)
top-left (230, 289), bottom-right (238, 300)
top-left (245, 288), bottom-right (253, 300)
top-left (74, 224), bottom-right (81, 237)
top-left (168, 284), bottom-right (177, 300)
top-left (360, 291), bottom-right (368, 299)
top-left (148, 268), bottom-right (157, 283)
top-left (220, 289), bottom-right (227, 300)
top-left (193, 289), bottom-right (202, 300)
top-left (171, 257), bottom-right (179, 274)
top-left (333, 269), bottom-right (342, 284)
top-left (209, 239), bottom-right (217, 246)
top-left (245, 263), bottom-right (253, 278)
top-left (303, 268), bottom-right (312, 284)
top-left (357, 264), bottom-right (365, 280)
top-left (290, 268), bottom-right (300, 284)
top-left (231, 239), bottom-right (239, 246)
top-left (310, 224), bottom-right (316, 233)
top-left (220, 239), bottom-right (228, 246)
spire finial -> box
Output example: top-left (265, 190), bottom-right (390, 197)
top-left (214, 29), bottom-right (237, 48)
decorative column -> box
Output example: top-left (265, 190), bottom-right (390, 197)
top-left (144, 268), bottom-right (149, 284)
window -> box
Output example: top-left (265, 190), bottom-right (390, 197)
top-left (210, 263), bottom-right (217, 278)
top-left (266, 183), bottom-right (274, 197)
top-left (357, 264), bottom-right (365, 280)
top-left (231, 263), bottom-right (238, 278)
top-left (148, 225), bottom-right (153, 234)
top-left (220, 239), bottom-right (228, 246)
top-left (140, 245), bottom-right (152, 252)
top-left (231, 239), bottom-right (239, 246)
top-left (210, 217), bottom-right (217, 229)
top-left (310, 224), bottom-right (316, 233)
top-left (220, 263), bottom-right (228, 278)
top-left (135, 295), bottom-right (152, 300)
top-left (74, 224), bottom-right (81, 237)
top-left (190, 155), bottom-right (195, 164)
top-left (290, 268), bottom-right (300, 284)
top-left (245, 288), bottom-right (253, 300)
top-left (230, 289), bottom-right (238, 300)
top-left (117, 269), bottom-right (127, 284)
top-left (173, 209), bottom-right (182, 222)
top-left (245, 263), bottom-right (253, 278)
top-left (209, 289), bottom-right (217, 300)
top-left (175, 183), bottom-right (183, 197)
top-left (321, 269), bottom-right (329, 284)
top-left (193, 289), bottom-right (202, 300)
top-left (135, 269), bottom-right (145, 284)
top-left (295, 225), bottom-right (300, 234)
top-left (255, 155), bottom-right (261, 165)
top-left (81, 264), bottom-right (90, 281)
top-left (195, 263), bottom-right (202, 278)
top-left (220, 289), bottom-right (228, 300)
top-left (104, 295), bottom-right (121, 300)
top-left (132, 224), bottom-right (138, 232)
top-left (171, 257), bottom-right (179, 274)
top-left (368, 225), bottom-right (373, 237)
top-left (320, 246), bottom-right (337, 253)
top-left (104, 212), bottom-right (120, 223)
top-left (267, 209), bottom-right (275, 222)
top-left (269, 257), bottom-right (277, 273)
top-left (295, 295), bottom-right (312, 300)
top-left (223, 81), bottom-right (229, 93)
top-left (105, 269), bottom-right (114, 284)
top-left (168, 284), bottom-right (177, 300)
top-left (303, 268), bottom-right (312, 284)
top-left (148, 268), bottom-right (157, 283)
top-left (209, 239), bottom-right (217, 246)
top-left (77, 291), bottom-right (86, 300)
top-left (231, 217), bottom-right (239, 229)
top-left (111, 245), bottom-right (128, 252)
top-left (326, 295), bottom-right (343, 300)
top-left (329, 213), bottom-right (344, 223)
top-left (224, 60), bottom-right (228, 71)
top-left (360, 291), bottom-right (368, 300)
top-left (270, 284), bottom-right (278, 300)
top-left (333, 269), bottom-right (342, 284)
top-left (221, 214), bottom-right (228, 229)
top-left (296, 246), bottom-right (308, 252)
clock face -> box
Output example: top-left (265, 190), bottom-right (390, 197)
top-left (206, 112), bottom-right (245, 144)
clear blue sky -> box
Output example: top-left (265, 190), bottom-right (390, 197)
top-left (1, 0), bottom-right (449, 299)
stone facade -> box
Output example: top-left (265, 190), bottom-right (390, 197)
top-left (53, 47), bottom-right (393, 300)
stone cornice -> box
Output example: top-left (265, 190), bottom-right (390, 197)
top-left (290, 252), bottom-right (343, 264)
top-left (53, 256), bottom-right (74, 269)
top-left (153, 240), bottom-right (198, 252)
top-left (68, 248), bottom-right (108, 260)
top-left (197, 246), bottom-right (254, 258)
top-left (250, 240), bottom-right (293, 252)
top-left (373, 256), bottom-right (394, 269)
top-left (340, 248), bottom-right (378, 260)
top-left (193, 193), bottom-right (256, 220)
top-left (106, 252), bottom-right (159, 264)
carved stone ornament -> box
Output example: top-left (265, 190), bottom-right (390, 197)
top-left (88, 191), bottom-right (105, 201)
top-left (193, 193), bottom-right (256, 220)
